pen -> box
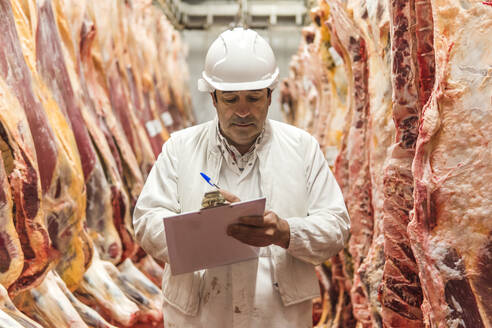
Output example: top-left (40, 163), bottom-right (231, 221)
top-left (200, 172), bottom-right (220, 189)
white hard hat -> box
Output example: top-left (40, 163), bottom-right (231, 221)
top-left (198, 27), bottom-right (279, 92)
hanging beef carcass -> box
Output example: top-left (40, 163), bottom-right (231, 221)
top-left (50, 0), bottom-right (137, 263)
top-left (8, 0), bottom-right (95, 291)
top-left (0, 284), bottom-right (42, 328)
top-left (108, 58), bottom-right (157, 178)
top-left (115, 4), bottom-right (161, 173)
top-left (123, 1), bottom-right (169, 157)
top-left (52, 2), bottom-right (163, 324)
top-left (344, 0), bottom-right (396, 325)
top-left (0, 0), bottom-right (56, 296)
top-left (408, 0), bottom-right (491, 326)
top-left (331, 118), bottom-right (356, 328)
top-left (141, 6), bottom-right (183, 134)
top-left (19, 0), bottom-right (122, 267)
top-left (324, 7), bottom-right (357, 327)
top-left (82, 0), bottom-right (144, 210)
top-left (0, 91), bottom-right (23, 292)
top-left (309, 2), bottom-right (350, 162)
top-left (78, 18), bottom-right (138, 262)
top-left (378, 0), bottom-right (435, 325)
top-left (328, 1), bottom-right (375, 326)
top-left (302, 6), bottom-right (355, 326)
top-left (96, 0), bottom-right (156, 178)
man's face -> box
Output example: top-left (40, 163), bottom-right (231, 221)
top-left (212, 88), bottom-right (271, 151)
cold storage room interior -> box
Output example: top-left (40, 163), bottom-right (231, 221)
top-left (0, 0), bottom-right (490, 327)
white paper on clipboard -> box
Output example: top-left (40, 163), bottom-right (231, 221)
top-left (164, 197), bottom-right (266, 275)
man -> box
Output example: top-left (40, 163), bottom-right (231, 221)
top-left (133, 27), bottom-right (350, 327)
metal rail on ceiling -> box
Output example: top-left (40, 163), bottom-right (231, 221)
top-left (154, 0), bottom-right (307, 29)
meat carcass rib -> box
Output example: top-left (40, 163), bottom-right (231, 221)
top-left (0, 309), bottom-right (24, 328)
top-left (0, 3), bottom-right (56, 292)
top-left (408, 0), bottom-right (492, 326)
top-left (118, 259), bottom-right (163, 308)
top-left (75, 249), bottom-right (140, 327)
top-left (11, 0), bottom-right (94, 289)
top-left (379, 0), bottom-right (434, 325)
top-left (329, 1), bottom-right (374, 326)
top-left (0, 282), bottom-right (42, 328)
top-left (0, 88), bottom-right (23, 291)
top-left (13, 271), bottom-right (88, 328)
top-left (0, 310), bottom-right (25, 328)
top-left (103, 259), bottom-right (163, 324)
top-left (53, 271), bottom-right (117, 328)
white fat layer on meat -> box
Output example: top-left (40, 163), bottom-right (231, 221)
top-left (161, 112), bottom-right (174, 126)
top-left (448, 318), bottom-right (466, 328)
top-left (430, 224), bottom-right (490, 278)
top-left (325, 146), bottom-right (339, 166)
top-left (450, 296), bottom-right (462, 313)
top-left (0, 310), bottom-right (25, 328)
top-left (428, 238), bottom-right (463, 280)
top-left (328, 47), bottom-right (343, 67)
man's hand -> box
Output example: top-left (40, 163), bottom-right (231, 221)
top-left (227, 211), bottom-right (291, 249)
top-left (218, 189), bottom-right (241, 203)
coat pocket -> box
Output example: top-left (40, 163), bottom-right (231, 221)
top-left (162, 266), bottom-right (204, 316)
top-left (272, 248), bottom-right (320, 306)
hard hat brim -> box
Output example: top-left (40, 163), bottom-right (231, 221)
top-left (198, 68), bottom-right (279, 92)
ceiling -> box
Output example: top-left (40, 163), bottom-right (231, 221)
top-left (156, 0), bottom-right (308, 29)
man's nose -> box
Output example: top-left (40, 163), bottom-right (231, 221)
top-left (234, 102), bottom-right (251, 117)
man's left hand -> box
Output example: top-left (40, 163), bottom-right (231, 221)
top-left (227, 211), bottom-right (290, 249)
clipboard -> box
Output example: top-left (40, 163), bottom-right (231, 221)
top-left (163, 197), bottom-right (266, 275)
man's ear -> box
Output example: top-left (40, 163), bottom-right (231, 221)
top-left (267, 89), bottom-right (272, 106)
top-left (211, 91), bottom-right (217, 108)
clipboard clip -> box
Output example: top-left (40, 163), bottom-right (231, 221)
top-left (201, 190), bottom-right (227, 209)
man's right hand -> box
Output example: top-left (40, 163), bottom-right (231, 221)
top-left (219, 189), bottom-right (241, 203)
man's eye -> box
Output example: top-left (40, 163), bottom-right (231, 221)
top-left (247, 97), bottom-right (260, 102)
top-left (224, 98), bottom-right (237, 103)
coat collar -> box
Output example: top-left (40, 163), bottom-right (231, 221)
top-left (207, 116), bottom-right (273, 161)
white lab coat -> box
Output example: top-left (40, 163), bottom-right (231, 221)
top-left (133, 118), bottom-right (350, 327)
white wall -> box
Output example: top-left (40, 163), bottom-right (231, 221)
top-left (181, 26), bottom-right (302, 124)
